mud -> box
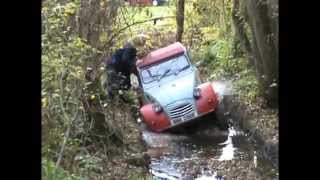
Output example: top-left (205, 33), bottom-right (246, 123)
top-left (140, 80), bottom-right (278, 179)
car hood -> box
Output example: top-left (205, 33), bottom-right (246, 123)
top-left (145, 71), bottom-right (195, 107)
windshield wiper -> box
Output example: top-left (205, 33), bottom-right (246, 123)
top-left (173, 65), bottom-right (189, 76)
top-left (147, 70), bottom-right (159, 81)
top-left (158, 68), bottom-right (171, 81)
top-left (179, 65), bottom-right (189, 72)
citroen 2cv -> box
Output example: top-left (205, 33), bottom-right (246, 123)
top-left (136, 42), bottom-right (221, 132)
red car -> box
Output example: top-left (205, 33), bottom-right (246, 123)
top-left (136, 42), bottom-right (225, 132)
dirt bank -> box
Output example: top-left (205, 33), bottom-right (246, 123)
top-left (214, 81), bottom-right (279, 169)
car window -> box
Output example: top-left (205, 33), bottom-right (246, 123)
top-left (140, 55), bottom-right (190, 84)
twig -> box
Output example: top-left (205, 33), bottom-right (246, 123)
top-left (120, 7), bottom-right (133, 37)
top-left (64, 86), bottom-right (77, 106)
top-left (54, 69), bottom-right (80, 179)
top-left (102, 16), bottom-right (176, 51)
top-left (97, 16), bottom-right (176, 69)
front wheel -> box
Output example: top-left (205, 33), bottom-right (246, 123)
top-left (206, 111), bottom-right (229, 131)
top-left (217, 117), bottom-right (229, 131)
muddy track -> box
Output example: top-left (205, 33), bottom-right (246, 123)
top-left (140, 81), bottom-right (278, 179)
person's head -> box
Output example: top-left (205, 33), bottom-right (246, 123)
top-left (132, 34), bottom-right (150, 47)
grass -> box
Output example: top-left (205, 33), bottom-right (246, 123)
top-left (121, 5), bottom-right (174, 21)
top-left (117, 5), bottom-right (176, 46)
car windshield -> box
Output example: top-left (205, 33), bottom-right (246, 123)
top-left (141, 55), bottom-right (190, 84)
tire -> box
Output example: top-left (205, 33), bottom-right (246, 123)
top-left (218, 117), bottom-right (229, 131)
top-left (206, 111), bottom-right (229, 131)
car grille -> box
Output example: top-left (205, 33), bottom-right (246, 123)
top-left (169, 103), bottom-right (196, 125)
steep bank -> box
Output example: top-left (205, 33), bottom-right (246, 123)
top-left (213, 80), bottom-right (278, 169)
top-left (98, 100), bottom-right (151, 179)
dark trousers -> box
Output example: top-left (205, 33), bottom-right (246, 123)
top-left (106, 68), bottom-right (131, 100)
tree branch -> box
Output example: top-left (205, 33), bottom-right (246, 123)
top-left (102, 16), bottom-right (176, 51)
top-left (54, 69), bottom-right (80, 177)
top-left (120, 7), bottom-right (133, 37)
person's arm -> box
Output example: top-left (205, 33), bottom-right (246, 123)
top-left (131, 65), bottom-right (138, 76)
top-left (129, 63), bottom-right (144, 92)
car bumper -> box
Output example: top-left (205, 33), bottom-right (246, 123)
top-left (160, 108), bottom-right (217, 132)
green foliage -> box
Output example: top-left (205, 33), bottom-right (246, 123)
top-left (63, 2), bottom-right (78, 16)
top-left (183, 0), bottom-right (264, 105)
top-left (76, 154), bottom-right (104, 175)
top-left (42, 3), bottom-right (96, 161)
top-left (42, 1), bottom-right (97, 92)
top-left (118, 5), bottom-right (175, 44)
top-left (41, 0), bottom-right (270, 178)
top-left (191, 38), bottom-right (247, 79)
top-left (42, 158), bottom-right (76, 180)
top-left (233, 69), bottom-right (259, 103)
top-left (42, 1), bottom-right (122, 179)
top-left (187, 0), bottom-right (216, 27)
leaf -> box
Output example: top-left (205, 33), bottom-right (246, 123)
top-left (42, 98), bottom-right (48, 108)
top-left (65, 87), bottom-right (71, 92)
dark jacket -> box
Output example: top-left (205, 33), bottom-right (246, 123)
top-left (107, 48), bottom-right (137, 75)
top-left (105, 47), bottom-right (137, 89)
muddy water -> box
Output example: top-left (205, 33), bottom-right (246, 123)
top-left (139, 81), bottom-right (269, 179)
top-left (142, 125), bottom-right (253, 179)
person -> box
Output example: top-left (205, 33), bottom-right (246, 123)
top-left (105, 47), bottom-right (138, 100)
top-left (105, 34), bottom-right (152, 101)
top-left (124, 33), bottom-right (152, 59)
top-left (103, 34), bottom-right (153, 119)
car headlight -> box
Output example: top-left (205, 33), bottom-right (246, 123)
top-left (152, 103), bottom-right (162, 113)
top-left (193, 87), bottom-right (201, 98)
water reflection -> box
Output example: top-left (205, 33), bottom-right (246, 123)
top-left (143, 126), bottom-right (246, 179)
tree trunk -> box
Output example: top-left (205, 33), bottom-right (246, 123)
top-left (104, 0), bottom-right (120, 51)
top-left (245, 0), bottom-right (278, 107)
top-left (77, 0), bottom-right (120, 51)
top-left (231, 0), bottom-right (278, 107)
top-left (176, 0), bottom-right (185, 42)
top-left (231, 0), bottom-right (254, 66)
top-left (220, 0), bottom-right (227, 37)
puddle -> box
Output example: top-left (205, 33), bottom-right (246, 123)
top-left (142, 125), bottom-right (249, 179)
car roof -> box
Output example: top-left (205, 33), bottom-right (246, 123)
top-left (136, 42), bottom-right (186, 68)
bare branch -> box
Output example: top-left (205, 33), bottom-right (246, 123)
top-left (54, 69), bottom-right (80, 176)
top-left (101, 16), bottom-right (176, 51)
top-left (120, 7), bottom-right (133, 37)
